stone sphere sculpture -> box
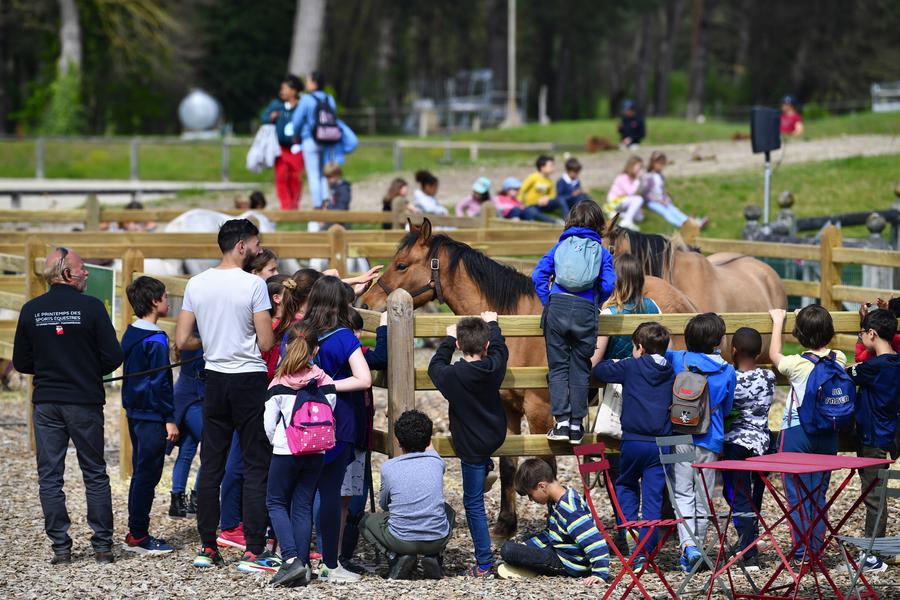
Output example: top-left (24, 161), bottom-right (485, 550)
top-left (178, 89), bottom-right (221, 131)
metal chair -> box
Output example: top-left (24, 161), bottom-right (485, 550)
top-left (837, 468), bottom-right (900, 598)
top-left (574, 442), bottom-right (682, 599)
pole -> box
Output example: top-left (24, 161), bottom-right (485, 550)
top-left (500, 0), bottom-right (521, 128)
top-left (763, 151), bottom-right (772, 225)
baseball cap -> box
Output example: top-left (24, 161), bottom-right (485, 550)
top-left (501, 177), bottom-right (521, 192)
top-left (473, 176), bottom-right (491, 194)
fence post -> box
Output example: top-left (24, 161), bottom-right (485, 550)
top-left (393, 141), bottom-right (402, 171)
top-left (130, 138), bottom-right (139, 181)
top-left (469, 142), bottom-right (479, 162)
top-left (328, 224), bottom-right (346, 272)
top-left (35, 137), bottom-right (45, 179)
top-left (819, 225), bottom-right (843, 310)
top-left (386, 289), bottom-right (415, 457)
top-left (391, 196), bottom-right (408, 230)
top-left (119, 248), bottom-right (144, 480)
top-left (479, 206), bottom-right (491, 229)
top-left (24, 237), bottom-right (48, 452)
top-left (84, 194), bottom-right (101, 231)
top-left (221, 139), bottom-right (230, 182)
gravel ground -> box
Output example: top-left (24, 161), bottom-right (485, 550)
top-left (2, 353), bottom-right (900, 598)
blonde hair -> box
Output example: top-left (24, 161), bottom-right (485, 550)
top-left (276, 322), bottom-right (319, 378)
top-left (323, 162), bottom-right (342, 178)
top-left (603, 254), bottom-right (647, 313)
top-left (622, 155), bottom-right (643, 176)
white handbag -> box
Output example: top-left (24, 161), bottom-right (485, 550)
top-left (593, 383), bottom-right (623, 439)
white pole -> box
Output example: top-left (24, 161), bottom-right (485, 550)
top-left (763, 151), bottom-right (772, 225)
top-left (500, 0), bottom-right (521, 128)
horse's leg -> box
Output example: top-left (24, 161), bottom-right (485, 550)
top-left (494, 394), bottom-right (523, 540)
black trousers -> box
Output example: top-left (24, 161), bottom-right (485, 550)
top-left (33, 403), bottom-right (114, 554)
top-left (196, 370), bottom-right (271, 553)
top-left (500, 540), bottom-right (568, 576)
top-left (543, 294), bottom-right (597, 422)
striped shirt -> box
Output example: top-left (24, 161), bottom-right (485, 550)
top-left (525, 487), bottom-right (610, 579)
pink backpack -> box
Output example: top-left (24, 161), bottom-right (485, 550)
top-left (282, 381), bottom-right (336, 455)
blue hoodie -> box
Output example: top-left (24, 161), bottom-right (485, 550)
top-left (593, 354), bottom-right (674, 442)
top-left (848, 353), bottom-right (900, 448)
top-left (666, 350), bottom-right (736, 453)
top-left (532, 227), bottom-right (615, 305)
top-left (121, 321), bottom-right (175, 423)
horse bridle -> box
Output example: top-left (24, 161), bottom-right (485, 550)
top-left (376, 258), bottom-right (444, 304)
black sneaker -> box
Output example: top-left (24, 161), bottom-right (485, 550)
top-left (94, 551), bottom-right (115, 564)
top-left (387, 553), bottom-right (417, 580)
top-left (187, 491), bottom-right (198, 516)
top-left (50, 552), bottom-right (72, 565)
top-left (546, 423), bottom-right (570, 441)
top-left (271, 558), bottom-right (310, 587)
top-left (339, 557), bottom-right (367, 575)
top-left (169, 492), bottom-right (187, 519)
top-left (568, 424), bottom-right (585, 444)
top-left (421, 555), bottom-right (443, 579)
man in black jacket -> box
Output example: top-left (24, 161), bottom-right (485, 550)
top-left (13, 247), bottom-right (123, 565)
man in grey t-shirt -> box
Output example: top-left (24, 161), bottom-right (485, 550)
top-left (360, 410), bottom-right (455, 580)
top-left (175, 219), bottom-right (274, 568)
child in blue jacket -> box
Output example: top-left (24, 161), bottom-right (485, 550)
top-left (593, 322), bottom-right (673, 562)
top-left (532, 201), bottom-right (615, 443)
top-left (666, 313), bottom-right (736, 572)
top-left (121, 276), bottom-right (179, 555)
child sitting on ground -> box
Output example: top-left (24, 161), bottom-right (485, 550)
top-left (769, 306), bottom-right (846, 565)
top-left (848, 308), bottom-right (900, 574)
top-left (500, 458), bottom-right (608, 586)
top-left (641, 151), bottom-right (708, 230)
top-left (412, 170), bottom-right (448, 215)
top-left (121, 276), bottom-right (178, 555)
top-left (532, 201), bottom-right (615, 444)
top-left (667, 312), bottom-right (736, 572)
top-left (605, 156), bottom-right (644, 231)
top-left (360, 410), bottom-right (455, 580)
top-left (722, 327), bottom-right (776, 571)
top-left (617, 99), bottom-right (645, 149)
top-left (428, 311), bottom-right (509, 578)
top-left (456, 177), bottom-right (492, 218)
top-left (520, 155), bottom-right (565, 222)
top-left (593, 322), bottom-right (674, 564)
top-left (493, 177), bottom-right (526, 220)
top-left (556, 157), bottom-right (592, 213)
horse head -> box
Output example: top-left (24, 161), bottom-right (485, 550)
top-left (603, 213), bottom-right (631, 256)
top-left (360, 218), bottom-right (442, 311)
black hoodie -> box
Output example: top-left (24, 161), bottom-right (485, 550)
top-left (427, 322), bottom-right (509, 463)
top-left (13, 284), bottom-right (123, 405)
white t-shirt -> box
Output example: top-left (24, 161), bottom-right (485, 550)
top-left (182, 267), bottom-right (271, 373)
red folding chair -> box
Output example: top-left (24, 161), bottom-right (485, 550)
top-left (574, 442), bottom-right (682, 599)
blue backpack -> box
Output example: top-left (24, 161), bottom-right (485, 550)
top-left (553, 236), bottom-right (603, 292)
top-left (794, 352), bottom-right (856, 434)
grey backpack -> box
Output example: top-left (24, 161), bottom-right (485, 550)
top-left (670, 367), bottom-right (716, 435)
top-left (553, 236), bottom-right (603, 292)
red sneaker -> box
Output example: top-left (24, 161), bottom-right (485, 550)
top-left (216, 524), bottom-right (246, 551)
top-left (310, 550), bottom-right (322, 561)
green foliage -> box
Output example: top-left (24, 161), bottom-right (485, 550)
top-left (802, 103), bottom-right (831, 121)
top-left (41, 65), bottom-right (86, 135)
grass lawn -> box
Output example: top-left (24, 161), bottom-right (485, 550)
top-left (590, 153), bottom-right (900, 240)
top-left (1, 112), bottom-right (896, 183)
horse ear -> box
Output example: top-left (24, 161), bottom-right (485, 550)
top-left (605, 212), bottom-right (621, 238)
top-left (408, 218), bottom-right (418, 232)
top-left (420, 218), bottom-right (433, 242)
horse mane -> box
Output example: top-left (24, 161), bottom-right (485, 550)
top-left (397, 231), bottom-right (537, 313)
top-left (615, 229), bottom-right (700, 279)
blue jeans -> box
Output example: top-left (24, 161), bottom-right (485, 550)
top-left (646, 200), bottom-right (689, 227)
top-left (461, 459), bottom-right (494, 567)
top-left (302, 138), bottom-right (330, 209)
top-left (722, 443), bottom-right (765, 557)
top-left (220, 431), bottom-right (243, 531)
top-left (127, 419), bottom-right (167, 538)
top-left (522, 203), bottom-right (563, 223)
top-left (779, 425), bottom-right (837, 559)
top-left (616, 440), bottom-right (666, 556)
top-left (267, 454), bottom-right (324, 562)
top-left (172, 402), bottom-right (203, 494)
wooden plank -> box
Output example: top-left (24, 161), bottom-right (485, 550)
top-left (0, 209), bottom-right (87, 223)
top-left (831, 246), bottom-right (900, 268)
top-left (0, 276), bottom-right (24, 292)
top-left (328, 225), bottom-right (346, 271)
top-left (119, 249), bottom-right (143, 480)
top-left (782, 279), bottom-right (820, 297)
top-left (372, 428), bottom-right (391, 455)
top-left (134, 273), bottom-right (188, 296)
top-left (356, 308), bottom-right (384, 333)
top-left (410, 311), bottom-right (863, 338)
top-left (820, 226), bottom-right (843, 310)
top-left (695, 238), bottom-right (821, 261)
top-left (0, 254), bottom-right (26, 272)
top-left (0, 340), bottom-right (12, 360)
top-left (0, 290), bottom-right (24, 311)
top-left (0, 320), bottom-right (16, 331)
top-left (386, 289), bottom-right (415, 457)
top-left (42, 243), bottom-right (332, 260)
top-left (832, 285), bottom-right (898, 304)
top-left (431, 433), bottom-right (618, 458)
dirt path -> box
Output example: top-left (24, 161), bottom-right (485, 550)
top-left (349, 134), bottom-right (899, 211)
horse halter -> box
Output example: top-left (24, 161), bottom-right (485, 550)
top-left (377, 258), bottom-right (444, 304)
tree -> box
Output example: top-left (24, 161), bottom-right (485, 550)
top-left (42, 0), bottom-right (84, 134)
top-left (289, 0), bottom-right (325, 77)
top-left (654, 0), bottom-right (682, 115)
top-left (685, 0), bottom-right (714, 119)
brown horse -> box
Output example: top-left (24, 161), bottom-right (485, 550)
top-left (360, 218), bottom-right (696, 538)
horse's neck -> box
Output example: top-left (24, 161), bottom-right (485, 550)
top-left (442, 261), bottom-right (542, 316)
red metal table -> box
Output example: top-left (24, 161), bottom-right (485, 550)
top-left (694, 453), bottom-right (892, 600)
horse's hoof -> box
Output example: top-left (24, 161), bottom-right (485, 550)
top-left (491, 520), bottom-right (517, 542)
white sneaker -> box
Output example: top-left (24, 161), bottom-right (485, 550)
top-left (319, 563), bottom-right (362, 583)
top-left (861, 553), bottom-right (889, 574)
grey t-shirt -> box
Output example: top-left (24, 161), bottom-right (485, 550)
top-left (379, 449), bottom-right (449, 541)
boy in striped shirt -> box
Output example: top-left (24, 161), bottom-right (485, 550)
top-left (499, 458), bottom-right (608, 586)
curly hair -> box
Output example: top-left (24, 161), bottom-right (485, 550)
top-left (393, 410), bottom-right (433, 453)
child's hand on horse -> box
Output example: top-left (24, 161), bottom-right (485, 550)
top-left (446, 324), bottom-right (457, 338)
top-left (481, 311), bottom-right (498, 323)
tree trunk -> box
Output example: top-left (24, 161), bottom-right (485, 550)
top-left (654, 0), bottom-right (681, 115)
top-left (288, 0), bottom-right (326, 77)
top-left (57, 0), bottom-right (81, 73)
top-left (487, 0), bottom-right (507, 92)
top-left (685, 0), bottom-right (714, 119)
top-left (633, 13), bottom-right (654, 112)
